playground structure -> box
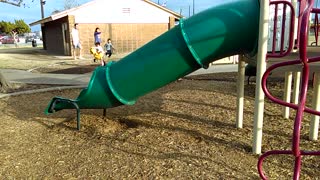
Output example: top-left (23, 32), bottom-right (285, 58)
top-left (44, 0), bottom-right (320, 179)
top-left (253, 0), bottom-right (320, 179)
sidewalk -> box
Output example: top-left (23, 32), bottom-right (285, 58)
top-left (1, 64), bottom-right (238, 85)
top-left (1, 69), bottom-right (91, 85)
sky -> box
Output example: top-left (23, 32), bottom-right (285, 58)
top-left (0, 0), bottom-right (219, 32)
top-left (3, 0), bottom-right (320, 32)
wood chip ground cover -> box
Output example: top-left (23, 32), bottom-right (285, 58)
top-left (1, 73), bottom-right (320, 179)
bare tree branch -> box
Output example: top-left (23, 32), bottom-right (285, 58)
top-left (0, 0), bottom-right (23, 7)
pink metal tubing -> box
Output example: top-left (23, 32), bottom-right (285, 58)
top-left (258, 149), bottom-right (320, 179)
top-left (316, 13), bottom-right (318, 45)
top-left (296, 0), bottom-right (307, 48)
top-left (299, 0), bottom-right (314, 62)
top-left (258, 150), bottom-right (292, 180)
top-left (301, 150), bottom-right (320, 155)
top-left (267, 1), bottom-right (295, 58)
top-left (290, 0), bottom-right (314, 165)
top-left (262, 57), bottom-right (320, 116)
top-left (260, 0), bottom-right (316, 179)
top-left (293, 0), bottom-right (314, 152)
top-left (311, 8), bottom-right (320, 13)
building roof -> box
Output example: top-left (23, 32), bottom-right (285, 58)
top-left (30, 0), bottom-right (183, 26)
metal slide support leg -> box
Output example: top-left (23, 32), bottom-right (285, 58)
top-left (69, 101), bottom-right (80, 130)
top-left (103, 109), bottom-right (107, 117)
top-left (50, 98), bottom-right (81, 130)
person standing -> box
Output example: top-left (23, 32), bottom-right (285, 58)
top-left (71, 23), bottom-right (83, 60)
top-left (104, 38), bottom-right (115, 58)
top-left (94, 27), bottom-right (102, 44)
top-left (11, 30), bottom-right (18, 48)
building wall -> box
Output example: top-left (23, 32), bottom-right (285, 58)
top-left (70, 0), bottom-right (177, 24)
top-left (44, 16), bottom-right (69, 54)
top-left (42, 0), bottom-right (180, 56)
top-left (77, 23), bottom-right (168, 56)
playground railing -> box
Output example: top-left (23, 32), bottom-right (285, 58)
top-left (311, 8), bottom-right (320, 46)
top-left (267, 0), bottom-right (295, 58)
top-left (258, 0), bottom-right (320, 179)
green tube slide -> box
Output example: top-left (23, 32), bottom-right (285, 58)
top-left (45, 0), bottom-right (260, 115)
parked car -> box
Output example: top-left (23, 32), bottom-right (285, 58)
top-left (25, 36), bottom-right (34, 43)
top-left (1, 36), bottom-right (19, 44)
top-left (0, 36), bottom-right (7, 44)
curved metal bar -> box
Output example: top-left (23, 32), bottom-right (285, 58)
top-left (301, 150), bottom-right (320, 155)
top-left (260, 0), bottom-right (320, 179)
top-left (49, 97), bottom-right (81, 130)
top-left (257, 150), bottom-right (292, 180)
top-left (69, 101), bottom-right (80, 130)
top-left (258, 149), bottom-right (320, 179)
top-left (267, 1), bottom-right (296, 58)
top-left (291, 0), bottom-right (314, 159)
top-left (262, 59), bottom-right (320, 116)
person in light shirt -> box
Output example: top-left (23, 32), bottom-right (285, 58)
top-left (71, 23), bottom-right (83, 60)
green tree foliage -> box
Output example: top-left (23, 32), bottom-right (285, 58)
top-left (0, 0), bottom-right (27, 92)
top-left (0, 19), bottom-right (31, 34)
top-left (14, 19), bottom-right (31, 34)
top-left (0, 21), bottom-right (15, 34)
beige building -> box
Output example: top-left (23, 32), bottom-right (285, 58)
top-left (30, 0), bottom-right (182, 56)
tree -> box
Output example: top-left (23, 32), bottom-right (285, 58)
top-left (63, 0), bottom-right (79, 10)
top-left (0, 21), bottom-right (15, 34)
top-left (0, 19), bottom-right (31, 34)
top-left (51, 0), bottom-right (79, 14)
top-left (13, 19), bottom-right (31, 34)
top-left (0, 0), bottom-right (23, 7)
top-left (0, 0), bottom-right (26, 92)
top-left (0, 73), bottom-right (11, 93)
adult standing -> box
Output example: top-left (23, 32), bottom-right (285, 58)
top-left (71, 23), bottom-right (83, 60)
top-left (94, 27), bottom-right (102, 44)
top-left (11, 30), bottom-right (18, 48)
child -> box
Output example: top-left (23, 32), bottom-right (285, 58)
top-left (90, 42), bottom-right (105, 66)
top-left (104, 38), bottom-right (115, 58)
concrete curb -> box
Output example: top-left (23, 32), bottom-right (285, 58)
top-left (0, 85), bottom-right (86, 99)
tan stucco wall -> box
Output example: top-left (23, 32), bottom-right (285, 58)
top-left (77, 23), bottom-right (168, 56)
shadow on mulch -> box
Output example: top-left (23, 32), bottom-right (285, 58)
top-left (186, 72), bottom-right (286, 84)
top-left (37, 64), bottom-right (98, 74)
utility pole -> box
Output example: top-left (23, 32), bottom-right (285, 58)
top-left (40, 0), bottom-right (46, 50)
top-left (40, 0), bottom-right (45, 19)
top-left (193, 0), bottom-right (195, 15)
